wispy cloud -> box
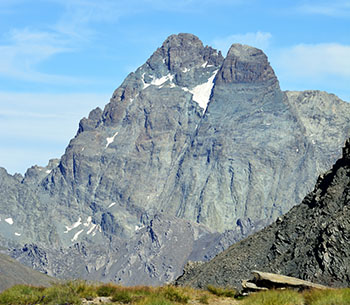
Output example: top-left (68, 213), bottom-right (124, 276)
top-left (0, 91), bottom-right (109, 174)
top-left (212, 31), bottom-right (272, 55)
top-left (0, 27), bottom-right (81, 83)
top-left (275, 43), bottom-right (350, 78)
top-left (0, 0), bottom-right (124, 84)
top-left (296, 1), bottom-right (350, 17)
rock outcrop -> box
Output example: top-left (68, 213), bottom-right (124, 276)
top-left (1, 33), bottom-right (350, 285)
top-left (176, 139), bottom-right (350, 288)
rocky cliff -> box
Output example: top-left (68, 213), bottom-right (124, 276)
top-left (176, 139), bottom-right (350, 288)
top-left (1, 33), bottom-right (350, 285)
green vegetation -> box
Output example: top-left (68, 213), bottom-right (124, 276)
top-left (96, 283), bottom-right (118, 297)
top-left (241, 289), bottom-right (304, 305)
top-left (1, 280), bottom-right (350, 305)
top-left (303, 288), bottom-right (350, 305)
top-left (241, 288), bottom-right (350, 305)
top-left (0, 281), bottom-right (188, 305)
top-left (207, 284), bottom-right (237, 297)
top-left (162, 285), bottom-right (190, 303)
top-left (198, 294), bottom-right (210, 304)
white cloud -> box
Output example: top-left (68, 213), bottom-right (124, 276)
top-left (212, 31), bottom-right (272, 55)
top-left (275, 43), bottom-right (350, 78)
top-left (296, 1), bottom-right (350, 17)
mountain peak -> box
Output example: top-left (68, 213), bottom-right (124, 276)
top-left (216, 43), bottom-right (277, 84)
top-left (147, 33), bottom-right (223, 74)
top-left (162, 33), bottom-right (203, 49)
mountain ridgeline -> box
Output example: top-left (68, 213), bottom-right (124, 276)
top-left (1, 33), bottom-right (350, 285)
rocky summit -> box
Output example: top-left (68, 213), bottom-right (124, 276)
top-left (176, 139), bottom-right (350, 289)
top-left (1, 33), bottom-right (350, 285)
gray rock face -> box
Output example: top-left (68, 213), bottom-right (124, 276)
top-left (175, 140), bottom-right (350, 289)
top-left (1, 33), bottom-right (350, 285)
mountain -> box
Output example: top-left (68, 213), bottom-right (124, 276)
top-left (0, 250), bottom-right (54, 292)
top-left (1, 33), bottom-right (350, 285)
top-left (175, 139), bottom-right (350, 289)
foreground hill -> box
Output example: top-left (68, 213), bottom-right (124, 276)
top-left (176, 139), bottom-right (350, 288)
top-left (1, 33), bottom-right (350, 285)
top-left (0, 251), bottom-right (54, 292)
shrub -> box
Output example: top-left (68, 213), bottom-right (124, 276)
top-left (0, 285), bottom-right (43, 305)
top-left (41, 282), bottom-right (82, 305)
top-left (136, 295), bottom-right (175, 305)
top-left (241, 289), bottom-right (304, 305)
top-left (162, 286), bottom-right (190, 303)
top-left (111, 289), bottom-right (132, 303)
top-left (198, 294), bottom-right (210, 304)
top-left (96, 283), bottom-right (118, 297)
top-left (207, 284), bottom-right (237, 298)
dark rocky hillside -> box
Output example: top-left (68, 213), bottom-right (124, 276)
top-left (1, 33), bottom-right (350, 285)
top-left (176, 139), bottom-right (350, 288)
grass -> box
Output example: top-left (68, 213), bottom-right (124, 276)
top-left (1, 280), bottom-right (350, 305)
top-left (303, 288), bottom-right (350, 305)
top-left (207, 284), bottom-right (237, 298)
top-left (0, 284), bottom-right (44, 305)
top-left (162, 286), bottom-right (190, 303)
top-left (241, 288), bottom-right (350, 305)
top-left (241, 289), bottom-right (304, 305)
top-left (198, 294), bottom-right (210, 304)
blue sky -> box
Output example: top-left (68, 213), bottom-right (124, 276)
top-left (1, 0), bottom-right (350, 174)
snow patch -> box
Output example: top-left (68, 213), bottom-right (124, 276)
top-left (15, 232), bottom-right (21, 236)
top-left (5, 218), bottom-right (13, 225)
top-left (135, 225), bottom-right (145, 231)
top-left (87, 224), bottom-right (97, 235)
top-left (142, 73), bottom-right (175, 89)
top-left (64, 217), bottom-right (82, 233)
top-left (105, 131), bottom-right (119, 148)
top-left (183, 70), bottom-right (218, 113)
top-left (182, 67), bottom-right (190, 73)
top-left (92, 225), bottom-right (102, 237)
top-left (71, 229), bottom-right (84, 242)
top-left (151, 74), bottom-right (174, 86)
top-left (108, 202), bottom-right (116, 208)
top-left (46, 169), bottom-right (51, 174)
top-left (83, 216), bottom-right (92, 227)
top-left (201, 61), bottom-right (208, 68)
